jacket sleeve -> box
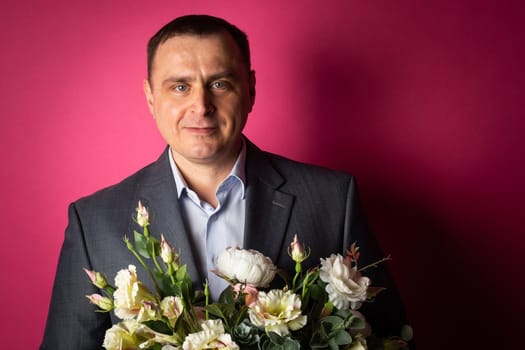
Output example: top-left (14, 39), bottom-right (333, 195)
top-left (343, 176), bottom-right (411, 339)
top-left (40, 202), bottom-right (111, 350)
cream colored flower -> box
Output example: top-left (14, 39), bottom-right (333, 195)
top-left (215, 247), bottom-right (276, 287)
top-left (319, 254), bottom-right (370, 310)
top-left (103, 320), bottom-right (142, 350)
top-left (137, 300), bottom-right (161, 323)
top-left (160, 296), bottom-right (184, 327)
top-left (113, 265), bottom-right (156, 319)
top-left (182, 319), bottom-right (239, 350)
top-left (248, 289), bottom-right (307, 336)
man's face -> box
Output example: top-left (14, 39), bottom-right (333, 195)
top-left (144, 32), bottom-right (255, 167)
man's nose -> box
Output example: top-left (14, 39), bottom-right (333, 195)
top-left (190, 87), bottom-right (215, 116)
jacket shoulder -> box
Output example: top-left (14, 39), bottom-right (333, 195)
top-left (73, 150), bottom-right (169, 212)
top-left (262, 150), bottom-right (356, 189)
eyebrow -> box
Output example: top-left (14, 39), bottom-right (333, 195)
top-left (161, 71), bottom-right (237, 87)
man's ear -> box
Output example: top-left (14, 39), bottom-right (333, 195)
top-left (249, 70), bottom-right (256, 111)
top-left (143, 79), bottom-right (155, 117)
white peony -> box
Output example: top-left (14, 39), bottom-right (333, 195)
top-left (215, 247), bottom-right (276, 287)
top-left (319, 254), bottom-right (370, 310)
top-left (113, 265), bottom-right (156, 319)
top-left (182, 319), bottom-right (239, 350)
top-left (248, 289), bottom-right (307, 336)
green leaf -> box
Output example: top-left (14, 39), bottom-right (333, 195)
top-left (267, 332), bottom-right (285, 345)
top-left (308, 284), bottom-right (326, 300)
top-left (142, 320), bottom-right (173, 335)
top-left (147, 236), bottom-right (160, 257)
top-left (345, 314), bottom-right (365, 330)
top-left (218, 286), bottom-right (235, 304)
top-left (282, 338), bottom-right (300, 350)
top-left (205, 304), bottom-right (228, 320)
top-left (134, 230), bottom-right (150, 258)
top-left (327, 338), bottom-right (339, 350)
top-left (321, 315), bottom-right (345, 332)
top-left (332, 330), bottom-right (352, 345)
top-left (175, 264), bottom-right (188, 281)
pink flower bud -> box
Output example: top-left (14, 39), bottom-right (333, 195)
top-left (136, 201), bottom-right (150, 227)
top-left (160, 234), bottom-right (174, 264)
top-left (86, 293), bottom-right (113, 311)
top-left (83, 268), bottom-right (108, 289)
top-left (288, 234), bottom-right (310, 263)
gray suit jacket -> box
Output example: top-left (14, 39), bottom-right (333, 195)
top-left (41, 138), bottom-right (407, 349)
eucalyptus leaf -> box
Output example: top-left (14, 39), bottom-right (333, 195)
top-left (321, 315), bottom-right (344, 332)
top-left (346, 314), bottom-right (365, 330)
top-left (332, 329), bottom-right (352, 345)
top-left (327, 338), bottom-right (339, 350)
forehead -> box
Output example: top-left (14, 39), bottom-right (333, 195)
top-left (151, 32), bottom-right (246, 76)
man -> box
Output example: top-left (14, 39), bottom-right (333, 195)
top-left (41, 15), bottom-right (408, 349)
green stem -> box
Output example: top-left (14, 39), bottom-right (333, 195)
top-left (292, 261), bottom-right (302, 291)
top-left (204, 281), bottom-right (210, 320)
top-left (125, 238), bottom-right (162, 299)
top-left (358, 255), bottom-right (391, 272)
top-left (151, 248), bottom-right (163, 273)
top-left (301, 272), bottom-right (310, 299)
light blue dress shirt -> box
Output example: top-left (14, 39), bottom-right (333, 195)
top-left (168, 143), bottom-right (246, 301)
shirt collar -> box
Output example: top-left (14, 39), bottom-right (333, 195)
top-left (168, 139), bottom-right (247, 199)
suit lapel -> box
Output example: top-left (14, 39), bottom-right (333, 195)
top-left (129, 141), bottom-right (294, 283)
top-left (243, 139), bottom-right (295, 264)
top-left (131, 148), bottom-right (205, 283)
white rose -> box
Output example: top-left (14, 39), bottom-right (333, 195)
top-left (113, 265), bottom-right (156, 319)
top-left (183, 319), bottom-right (239, 350)
top-left (215, 247), bottom-right (276, 287)
top-left (319, 254), bottom-right (370, 310)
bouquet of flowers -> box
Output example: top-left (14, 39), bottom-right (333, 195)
top-left (85, 202), bottom-right (412, 350)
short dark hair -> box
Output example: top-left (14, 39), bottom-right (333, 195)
top-left (147, 14), bottom-right (251, 81)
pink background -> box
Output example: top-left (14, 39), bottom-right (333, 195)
top-left (1, 0), bottom-right (523, 348)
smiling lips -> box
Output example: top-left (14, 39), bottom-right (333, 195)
top-left (184, 126), bottom-right (218, 135)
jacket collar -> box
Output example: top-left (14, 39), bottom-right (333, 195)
top-left (133, 138), bottom-right (295, 284)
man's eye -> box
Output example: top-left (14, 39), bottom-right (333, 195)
top-left (173, 84), bottom-right (188, 92)
top-left (211, 81), bottom-right (227, 89)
